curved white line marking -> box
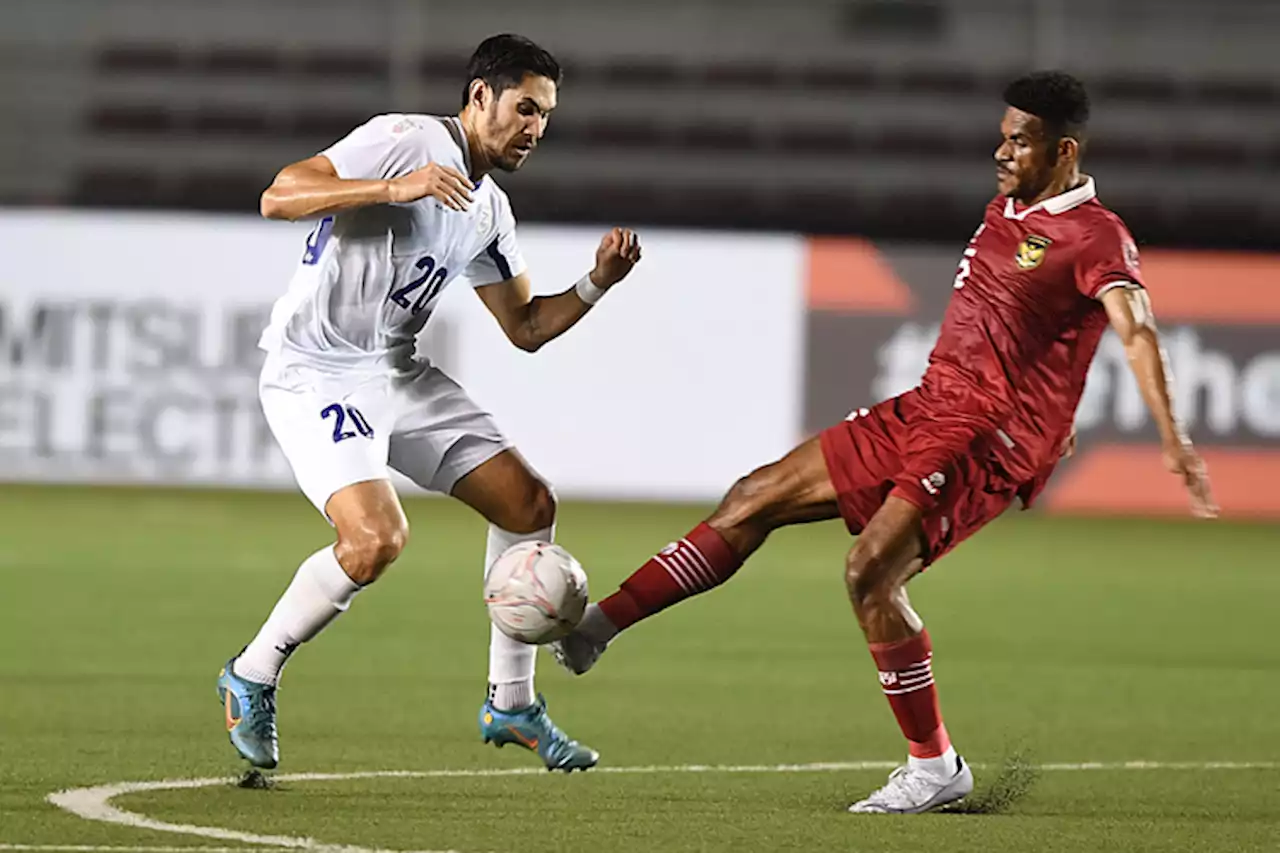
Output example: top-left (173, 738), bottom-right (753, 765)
top-left (44, 761), bottom-right (1280, 853)
top-left (46, 776), bottom-right (457, 853)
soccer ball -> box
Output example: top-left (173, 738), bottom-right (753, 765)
top-left (484, 541), bottom-right (588, 644)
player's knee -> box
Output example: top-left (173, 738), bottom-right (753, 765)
top-left (715, 464), bottom-right (787, 531)
top-left (336, 517), bottom-right (409, 584)
top-left (523, 481), bottom-right (558, 531)
top-left (844, 539), bottom-right (897, 610)
top-left (501, 480), bottom-right (558, 534)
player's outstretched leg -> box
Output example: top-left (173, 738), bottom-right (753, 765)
top-left (843, 496), bottom-right (971, 814)
top-left (218, 480), bottom-right (405, 769)
top-left (453, 451), bottom-right (598, 771)
top-left (551, 438), bottom-right (840, 675)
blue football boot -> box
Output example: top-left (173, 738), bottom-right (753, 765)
top-left (479, 695), bottom-right (599, 772)
top-left (217, 657), bottom-right (279, 769)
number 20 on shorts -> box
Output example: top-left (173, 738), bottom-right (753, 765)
top-left (320, 404), bottom-right (374, 443)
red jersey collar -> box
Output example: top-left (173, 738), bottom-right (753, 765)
top-left (1003, 176), bottom-right (1096, 221)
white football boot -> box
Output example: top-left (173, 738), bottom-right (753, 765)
top-left (849, 751), bottom-right (973, 814)
top-left (548, 627), bottom-right (608, 675)
top-left (548, 604), bottom-right (614, 675)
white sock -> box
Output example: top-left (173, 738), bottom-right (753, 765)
top-left (908, 745), bottom-right (960, 779)
top-left (234, 545), bottom-right (361, 686)
top-left (488, 680), bottom-right (536, 711)
top-left (485, 522), bottom-right (553, 711)
top-left (576, 603), bottom-right (619, 646)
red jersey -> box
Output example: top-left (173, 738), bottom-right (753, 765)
top-left (922, 178), bottom-right (1144, 481)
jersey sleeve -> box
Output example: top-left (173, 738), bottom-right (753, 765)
top-left (318, 115), bottom-right (429, 181)
top-left (1073, 216), bottom-right (1145, 299)
top-left (463, 193), bottom-right (528, 286)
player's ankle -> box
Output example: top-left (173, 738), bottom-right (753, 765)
top-left (577, 602), bottom-right (619, 645)
top-left (908, 744), bottom-right (959, 778)
top-left (488, 679), bottom-right (535, 712)
top-left (596, 592), bottom-right (644, 633)
top-left (232, 652), bottom-right (281, 687)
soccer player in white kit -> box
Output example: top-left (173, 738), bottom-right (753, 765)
top-left (216, 35), bottom-right (641, 772)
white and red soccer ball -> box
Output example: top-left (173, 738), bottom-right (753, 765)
top-left (484, 541), bottom-right (588, 644)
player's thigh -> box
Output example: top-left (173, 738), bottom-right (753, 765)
top-left (259, 365), bottom-right (394, 519)
top-left (386, 366), bottom-right (513, 499)
top-left (817, 396), bottom-right (914, 536)
top-left (712, 436), bottom-right (841, 530)
top-left (926, 457), bottom-right (1021, 563)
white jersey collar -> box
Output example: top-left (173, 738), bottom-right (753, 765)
top-left (437, 116), bottom-right (473, 176)
top-left (1003, 176), bottom-right (1096, 221)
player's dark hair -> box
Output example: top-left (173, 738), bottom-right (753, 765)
top-left (1003, 71), bottom-right (1090, 149)
top-left (461, 34), bottom-right (562, 108)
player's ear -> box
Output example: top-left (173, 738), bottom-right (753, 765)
top-left (469, 79), bottom-right (488, 111)
top-left (1059, 136), bottom-right (1080, 166)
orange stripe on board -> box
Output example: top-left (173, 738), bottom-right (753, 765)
top-left (1142, 250), bottom-right (1280, 324)
top-left (806, 237), bottom-right (916, 314)
top-left (1044, 445), bottom-right (1279, 518)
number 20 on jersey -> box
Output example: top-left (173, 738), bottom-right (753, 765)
top-left (389, 255), bottom-right (448, 315)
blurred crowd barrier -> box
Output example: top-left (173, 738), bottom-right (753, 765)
top-left (0, 210), bottom-right (1273, 516)
top-left (4, 0), bottom-right (1280, 246)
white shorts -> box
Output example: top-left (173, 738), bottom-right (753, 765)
top-left (260, 355), bottom-right (510, 515)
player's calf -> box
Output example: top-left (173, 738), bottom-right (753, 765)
top-left (223, 480), bottom-right (406, 769)
top-left (844, 497), bottom-right (958, 782)
top-left (708, 463), bottom-right (795, 555)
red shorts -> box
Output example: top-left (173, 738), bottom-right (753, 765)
top-left (819, 389), bottom-right (1040, 565)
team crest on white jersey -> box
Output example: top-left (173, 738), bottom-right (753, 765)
top-left (476, 200), bottom-right (493, 235)
top-left (1014, 235), bottom-right (1052, 270)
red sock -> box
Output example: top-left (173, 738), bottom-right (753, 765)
top-left (598, 522), bottom-right (743, 631)
top-left (868, 630), bottom-right (951, 759)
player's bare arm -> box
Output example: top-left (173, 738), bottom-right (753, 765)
top-left (1100, 286), bottom-right (1218, 518)
top-left (474, 227), bottom-right (641, 352)
top-left (259, 154), bottom-right (475, 221)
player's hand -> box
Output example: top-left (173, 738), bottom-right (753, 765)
top-left (1060, 426), bottom-right (1077, 459)
top-left (1163, 441), bottom-right (1218, 519)
top-left (387, 162), bottom-right (474, 210)
top-left (589, 228), bottom-right (642, 289)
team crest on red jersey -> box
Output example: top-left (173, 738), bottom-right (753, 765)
top-left (1122, 237), bottom-right (1141, 274)
top-left (1014, 235), bottom-right (1052, 270)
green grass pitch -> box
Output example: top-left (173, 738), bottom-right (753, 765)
top-left (1, 484), bottom-right (1277, 852)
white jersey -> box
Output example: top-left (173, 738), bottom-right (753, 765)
top-left (259, 114), bottom-right (527, 375)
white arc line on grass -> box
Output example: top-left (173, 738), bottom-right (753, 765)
top-left (45, 761), bottom-right (1280, 853)
top-left (47, 776), bottom-right (457, 853)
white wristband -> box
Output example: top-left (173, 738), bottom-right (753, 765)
top-left (575, 273), bottom-right (606, 306)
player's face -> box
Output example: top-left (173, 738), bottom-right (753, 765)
top-left (478, 74), bottom-right (557, 172)
top-left (994, 107), bottom-right (1056, 201)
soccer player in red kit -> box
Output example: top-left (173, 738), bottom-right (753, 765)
top-left (551, 71), bottom-right (1218, 813)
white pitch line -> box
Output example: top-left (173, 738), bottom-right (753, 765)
top-left (44, 761), bottom-right (1280, 853)
top-left (47, 777), bottom-right (458, 853)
